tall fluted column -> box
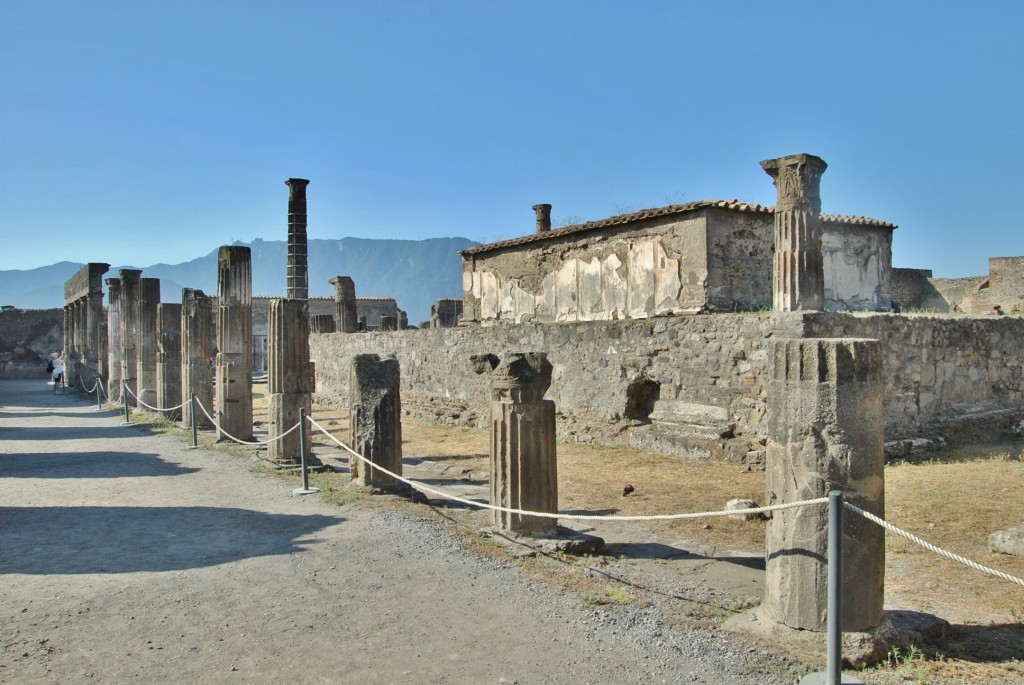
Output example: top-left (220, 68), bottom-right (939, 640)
top-left (156, 303), bottom-right (182, 420)
top-left (215, 246), bottom-right (253, 441)
top-left (181, 288), bottom-right (214, 428)
top-left (473, 352), bottom-right (558, 536)
top-left (330, 276), bottom-right (357, 333)
top-left (267, 298), bottom-right (312, 465)
top-left (765, 338), bottom-right (885, 632)
top-left (86, 291), bottom-right (105, 388)
top-left (105, 278), bottom-right (123, 401)
top-left (136, 277), bottom-right (161, 410)
top-left (119, 269), bottom-right (143, 406)
top-left (286, 178), bottom-right (310, 301)
top-left (761, 153), bottom-right (827, 311)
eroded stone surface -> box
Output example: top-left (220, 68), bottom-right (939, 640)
top-left (765, 337), bottom-right (885, 632)
top-left (349, 353), bottom-right (402, 488)
top-left (989, 524), bottom-right (1024, 556)
top-left (215, 246), bottom-right (253, 442)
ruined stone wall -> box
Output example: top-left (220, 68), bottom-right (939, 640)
top-left (891, 268), bottom-right (934, 310)
top-left (705, 209), bottom-right (772, 310)
top-left (463, 208), bottom-right (893, 322)
top-left (803, 313), bottom-right (1024, 442)
top-left (899, 257), bottom-right (1024, 315)
top-left (312, 312), bottom-right (1024, 450)
top-left (312, 315), bottom-right (778, 446)
top-left (0, 307), bottom-right (63, 378)
top-left (821, 223), bottom-right (893, 311)
top-left (989, 257), bottom-right (1024, 313)
top-left (463, 213), bottom-right (713, 323)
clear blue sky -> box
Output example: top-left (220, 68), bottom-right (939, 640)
top-left (2, 1), bottom-right (1021, 277)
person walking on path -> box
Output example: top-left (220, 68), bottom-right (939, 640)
top-left (50, 352), bottom-right (65, 393)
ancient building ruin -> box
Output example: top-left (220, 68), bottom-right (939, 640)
top-left (893, 256), bottom-right (1024, 315)
top-left (459, 199), bottom-right (894, 323)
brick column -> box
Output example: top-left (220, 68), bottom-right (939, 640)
top-left (285, 178), bottom-right (310, 301)
top-left (761, 153), bottom-right (827, 312)
top-left (765, 337), bottom-right (885, 632)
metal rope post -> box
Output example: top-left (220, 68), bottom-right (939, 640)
top-left (189, 393), bottom-right (199, 449)
top-left (291, 408), bottom-right (319, 496)
top-left (95, 383), bottom-right (102, 410)
top-left (122, 384), bottom-right (131, 425)
top-left (800, 491), bottom-right (863, 685)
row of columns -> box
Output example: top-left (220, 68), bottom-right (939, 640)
top-left (62, 263), bottom-right (110, 390)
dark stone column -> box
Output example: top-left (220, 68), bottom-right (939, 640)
top-left (285, 178), bottom-right (310, 301)
top-left (330, 276), bottom-right (357, 333)
top-left (765, 337), bottom-right (885, 632)
top-left (761, 153), bottom-right (828, 312)
top-left (157, 303), bottom-right (182, 420)
top-left (216, 246), bottom-right (253, 441)
top-left (136, 278), bottom-right (161, 410)
top-left (86, 291), bottom-right (105, 388)
top-left (181, 288), bottom-right (213, 428)
top-left (119, 269), bottom-right (143, 406)
top-left (267, 298), bottom-right (312, 465)
top-left (349, 353), bottom-right (403, 489)
top-left (105, 278), bottom-right (123, 401)
top-left (473, 352), bottom-right (558, 536)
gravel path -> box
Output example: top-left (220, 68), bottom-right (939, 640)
top-left (0, 379), bottom-right (800, 684)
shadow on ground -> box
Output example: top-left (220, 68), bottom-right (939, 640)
top-left (0, 505), bottom-right (344, 574)
top-left (0, 452), bottom-right (200, 478)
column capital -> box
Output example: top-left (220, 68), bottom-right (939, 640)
top-left (760, 153), bottom-right (827, 212)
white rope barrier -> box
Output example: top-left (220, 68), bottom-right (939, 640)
top-left (306, 415), bottom-right (827, 522)
top-left (844, 502), bottom-right (1024, 588)
top-left (191, 396), bottom-right (302, 446)
top-left (122, 385), bottom-right (187, 413)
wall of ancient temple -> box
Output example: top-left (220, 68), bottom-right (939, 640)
top-left (0, 307), bottom-right (63, 378)
top-left (461, 202), bottom-right (895, 323)
top-left (311, 312), bottom-right (1024, 452)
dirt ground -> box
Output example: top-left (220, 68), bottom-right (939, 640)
top-left (0, 380), bottom-right (800, 685)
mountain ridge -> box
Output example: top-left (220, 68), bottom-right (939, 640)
top-left (0, 237), bottom-right (477, 324)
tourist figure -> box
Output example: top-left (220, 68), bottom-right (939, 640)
top-left (51, 353), bottom-right (65, 393)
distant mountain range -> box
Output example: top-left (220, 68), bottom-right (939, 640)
top-left (0, 236), bottom-right (479, 324)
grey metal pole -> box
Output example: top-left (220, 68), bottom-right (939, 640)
top-left (190, 393), bottom-right (199, 449)
top-left (122, 384), bottom-right (131, 424)
top-left (96, 384), bottom-right (102, 410)
top-left (827, 490), bottom-right (843, 685)
top-left (299, 407), bottom-right (310, 491)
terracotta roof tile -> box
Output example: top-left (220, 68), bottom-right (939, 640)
top-left (460, 200), bottom-right (895, 257)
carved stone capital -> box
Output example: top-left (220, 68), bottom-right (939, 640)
top-left (760, 153), bottom-right (827, 212)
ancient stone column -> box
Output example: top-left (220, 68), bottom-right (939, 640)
top-left (357, 316), bottom-right (366, 332)
top-left (62, 302), bottom-right (76, 386)
top-left (119, 269), bottom-right (143, 406)
top-left (330, 276), bottom-right (357, 333)
top-left (765, 337), bottom-right (885, 632)
top-left (533, 203), bottom-right (552, 233)
top-left (379, 315), bottom-right (397, 331)
top-left (309, 314), bottom-right (336, 334)
top-left (181, 288), bottom-right (214, 428)
top-left (156, 303), bottom-right (182, 420)
top-left (267, 299), bottom-right (312, 465)
top-left (135, 278), bottom-right (161, 410)
top-left (349, 353), bottom-right (402, 488)
top-left (761, 153), bottom-right (827, 312)
top-left (216, 246), bottom-right (253, 442)
top-left (473, 352), bottom-right (558, 536)
top-left (86, 291), bottom-right (105, 387)
top-left (105, 278), bottom-right (123, 401)
top-left (285, 178), bottom-right (310, 301)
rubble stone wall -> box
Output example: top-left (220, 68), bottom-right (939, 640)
top-left (311, 312), bottom-right (1024, 450)
top-left (0, 308), bottom-right (64, 378)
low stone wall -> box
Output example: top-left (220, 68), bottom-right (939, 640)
top-left (0, 308), bottom-right (63, 378)
top-left (312, 312), bottom-right (1024, 455)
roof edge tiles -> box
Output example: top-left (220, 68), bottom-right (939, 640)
top-left (459, 199), bottom-right (895, 257)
